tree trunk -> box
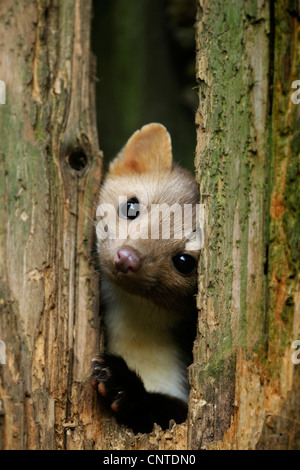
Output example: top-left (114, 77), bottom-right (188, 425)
top-left (0, 0), bottom-right (103, 450)
top-left (0, 0), bottom-right (299, 451)
top-left (191, 0), bottom-right (300, 450)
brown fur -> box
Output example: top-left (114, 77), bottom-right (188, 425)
top-left (97, 124), bottom-right (199, 312)
top-left (109, 123), bottom-right (172, 176)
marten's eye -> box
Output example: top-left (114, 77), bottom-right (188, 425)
top-left (172, 253), bottom-right (197, 275)
top-left (119, 197), bottom-right (140, 220)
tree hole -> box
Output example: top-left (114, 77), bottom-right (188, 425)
top-left (67, 151), bottom-right (88, 171)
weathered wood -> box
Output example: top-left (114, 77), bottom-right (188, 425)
top-left (0, 0), bottom-right (102, 450)
top-left (191, 0), bottom-right (300, 450)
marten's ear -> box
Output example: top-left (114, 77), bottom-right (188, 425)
top-left (109, 123), bottom-right (173, 175)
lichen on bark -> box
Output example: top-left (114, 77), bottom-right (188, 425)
top-left (191, 0), bottom-right (300, 450)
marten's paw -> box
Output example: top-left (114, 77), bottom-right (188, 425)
top-left (91, 352), bottom-right (188, 433)
top-left (91, 353), bottom-right (145, 416)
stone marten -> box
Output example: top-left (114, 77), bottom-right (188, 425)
top-left (91, 123), bottom-right (200, 434)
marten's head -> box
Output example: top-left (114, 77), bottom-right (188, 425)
top-left (96, 124), bottom-right (201, 312)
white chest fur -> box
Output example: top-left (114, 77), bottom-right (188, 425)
top-left (102, 276), bottom-right (189, 403)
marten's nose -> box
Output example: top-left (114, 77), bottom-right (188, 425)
top-left (114, 247), bottom-right (141, 273)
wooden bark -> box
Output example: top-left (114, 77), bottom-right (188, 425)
top-left (191, 0), bottom-right (300, 450)
top-left (0, 0), bottom-right (103, 450)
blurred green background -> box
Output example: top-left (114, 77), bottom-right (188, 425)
top-left (92, 0), bottom-right (197, 172)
